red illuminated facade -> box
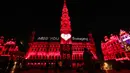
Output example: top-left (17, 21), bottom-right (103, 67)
top-left (119, 29), bottom-right (130, 51)
top-left (25, 0), bottom-right (97, 68)
top-left (101, 32), bottom-right (130, 61)
top-left (0, 36), bottom-right (19, 58)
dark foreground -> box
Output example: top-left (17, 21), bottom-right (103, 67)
top-left (15, 69), bottom-right (130, 73)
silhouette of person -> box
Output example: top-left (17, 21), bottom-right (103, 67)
top-left (83, 48), bottom-right (95, 73)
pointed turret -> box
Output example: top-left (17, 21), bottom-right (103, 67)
top-left (120, 29), bottom-right (126, 36)
top-left (0, 36), bottom-right (4, 45)
top-left (30, 29), bottom-right (36, 42)
top-left (88, 33), bottom-right (95, 43)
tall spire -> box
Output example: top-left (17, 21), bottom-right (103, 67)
top-left (63, 0), bottom-right (67, 7)
top-left (64, 0), bottom-right (66, 3)
top-left (60, 0), bottom-right (71, 33)
top-left (120, 29), bottom-right (126, 36)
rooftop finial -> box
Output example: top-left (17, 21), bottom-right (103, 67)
top-left (64, 0), bottom-right (66, 3)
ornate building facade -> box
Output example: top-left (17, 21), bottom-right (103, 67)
top-left (0, 36), bottom-right (19, 61)
top-left (25, 0), bottom-right (97, 68)
top-left (101, 30), bottom-right (130, 61)
top-left (119, 29), bottom-right (130, 51)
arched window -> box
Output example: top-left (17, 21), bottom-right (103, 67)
top-left (73, 48), bottom-right (75, 51)
top-left (82, 48), bottom-right (84, 51)
top-left (52, 56), bottom-right (54, 60)
top-left (51, 48), bottom-right (53, 52)
top-left (2, 51), bottom-right (5, 54)
top-left (125, 35), bottom-right (127, 38)
top-left (32, 48), bottom-right (34, 51)
top-left (42, 56), bottom-right (44, 59)
top-left (37, 48), bottom-right (39, 51)
top-left (32, 45), bottom-right (34, 48)
top-left (33, 55), bottom-right (35, 59)
top-left (42, 48), bottom-right (44, 51)
top-left (36, 55), bottom-right (38, 59)
top-left (122, 53), bottom-right (126, 57)
top-left (76, 48), bottom-right (77, 51)
top-left (122, 37), bottom-right (124, 40)
top-left (30, 55), bottom-right (32, 59)
top-left (39, 55), bottom-right (41, 59)
top-left (39, 48), bottom-right (42, 51)
top-left (40, 48), bottom-right (42, 51)
top-left (34, 48), bottom-right (36, 51)
top-left (49, 56), bottom-right (52, 60)
top-left (49, 48), bottom-right (51, 52)
top-left (57, 48), bottom-right (59, 51)
top-left (0, 47), bottom-right (2, 51)
top-left (56, 56), bottom-right (58, 60)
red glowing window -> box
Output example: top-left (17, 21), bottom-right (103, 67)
top-left (73, 48), bottom-right (76, 51)
top-left (43, 48), bottom-right (46, 51)
top-left (0, 48), bottom-right (2, 51)
top-left (42, 48), bottom-right (44, 51)
top-left (30, 55), bottom-right (32, 59)
top-left (52, 56), bottom-right (54, 59)
top-left (122, 53), bottom-right (126, 57)
top-left (39, 48), bottom-right (42, 51)
top-left (39, 55), bottom-right (42, 59)
top-left (67, 54), bottom-right (70, 59)
top-left (36, 55), bottom-right (38, 59)
top-left (82, 48), bottom-right (84, 51)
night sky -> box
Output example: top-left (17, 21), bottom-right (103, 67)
top-left (0, 0), bottom-right (96, 38)
top-left (0, 0), bottom-right (130, 56)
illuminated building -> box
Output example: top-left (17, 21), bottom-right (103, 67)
top-left (119, 29), bottom-right (130, 51)
top-left (0, 36), bottom-right (19, 59)
top-left (25, 0), bottom-right (98, 68)
top-left (101, 34), bottom-right (129, 61)
top-left (0, 36), bottom-right (4, 55)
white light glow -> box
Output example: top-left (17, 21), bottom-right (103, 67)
top-left (123, 37), bottom-right (130, 41)
top-left (61, 33), bottom-right (71, 41)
